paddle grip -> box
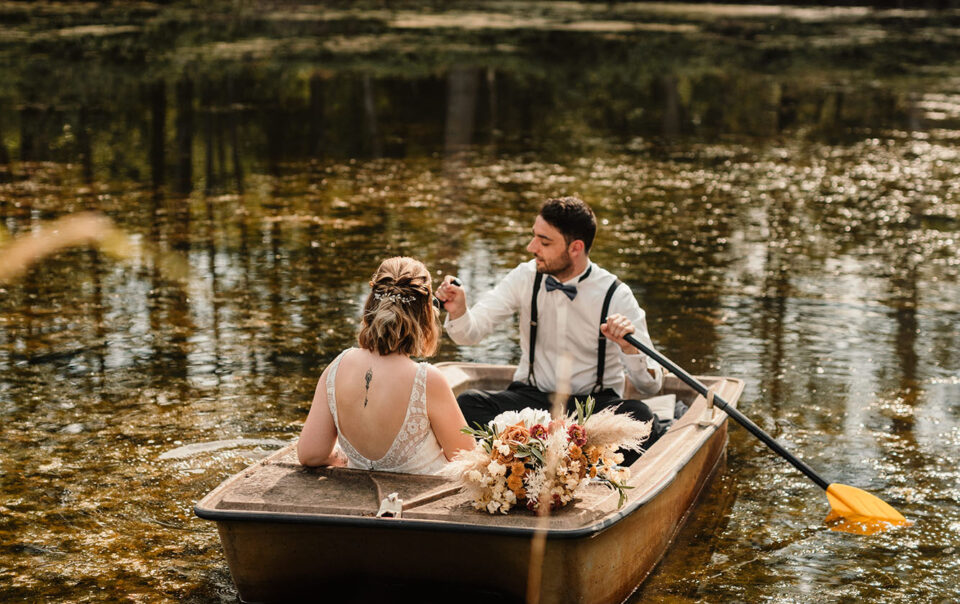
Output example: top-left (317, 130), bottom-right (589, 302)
top-left (623, 334), bottom-right (830, 491)
top-left (435, 277), bottom-right (462, 310)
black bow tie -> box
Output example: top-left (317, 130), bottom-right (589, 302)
top-left (545, 275), bottom-right (578, 300)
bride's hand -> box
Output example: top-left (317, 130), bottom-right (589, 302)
top-left (325, 448), bottom-right (349, 467)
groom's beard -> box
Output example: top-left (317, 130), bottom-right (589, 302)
top-left (534, 250), bottom-right (572, 277)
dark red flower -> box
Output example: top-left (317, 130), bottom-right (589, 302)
top-left (567, 423), bottom-right (587, 447)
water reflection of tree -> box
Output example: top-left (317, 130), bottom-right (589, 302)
top-left (147, 202), bottom-right (192, 390)
top-left (437, 66), bottom-right (482, 271)
top-left (150, 80), bottom-right (166, 190)
top-left (174, 77), bottom-right (194, 197)
top-left (6, 6), bottom-right (960, 188)
top-left (0, 115), bottom-right (11, 182)
top-left (757, 196), bottom-right (793, 423)
top-left (886, 224), bottom-right (922, 471)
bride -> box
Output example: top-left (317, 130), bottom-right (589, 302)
top-left (297, 256), bottom-right (475, 474)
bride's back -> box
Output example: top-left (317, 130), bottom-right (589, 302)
top-left (332, 349), bottom-right (419, 461)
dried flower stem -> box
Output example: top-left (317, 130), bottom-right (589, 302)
top-left (526, 350), bottom-right (572, 604)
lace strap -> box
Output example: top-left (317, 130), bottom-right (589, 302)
top-left (409, 362), bottom-right (430, 414)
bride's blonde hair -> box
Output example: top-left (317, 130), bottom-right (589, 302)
top-left (357, 257), bottom-right (440, 357)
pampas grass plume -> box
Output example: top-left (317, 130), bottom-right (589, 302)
top-left (580, 405), bottom-right (651, 452)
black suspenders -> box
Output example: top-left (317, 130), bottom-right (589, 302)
top-left (527, 269), bottom-right (622, 392)
top-left (527, 272), bottom-right (544, 387)
top-left (594, 279), bottom-right (622, 393)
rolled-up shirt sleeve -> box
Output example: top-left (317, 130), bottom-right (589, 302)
top-left (612, 287), bottom-right (663, 395)
top-left (444, 263), bottom-right (528, 345)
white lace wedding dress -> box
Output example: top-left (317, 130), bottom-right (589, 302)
top-left (326, 349), bottom-right (448, 475)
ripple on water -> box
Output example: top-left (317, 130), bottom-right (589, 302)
top-left (158, 438), bottom-right (290, 460)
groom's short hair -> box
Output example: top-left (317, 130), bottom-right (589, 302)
top-left (539, 197), bottom-right (597, 253)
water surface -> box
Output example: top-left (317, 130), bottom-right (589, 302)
top-left (1, 2), bottom-right (959, 601)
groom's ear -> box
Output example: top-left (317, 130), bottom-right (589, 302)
top-left (568, 238), bottom-right (586, 256)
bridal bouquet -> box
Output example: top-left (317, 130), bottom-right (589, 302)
top-left (446, 399), bottom-right (650, 514)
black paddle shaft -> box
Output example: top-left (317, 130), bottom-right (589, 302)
top-left (623, 333), bottom-right (831, 491)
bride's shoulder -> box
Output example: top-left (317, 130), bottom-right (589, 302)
top-left (327, 347), bottom-right (351, 365)
top-left (422, 364), bottom-right (454, 393)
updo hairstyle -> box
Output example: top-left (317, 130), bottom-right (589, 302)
top-left (357, 257), bottom-right (440, 357)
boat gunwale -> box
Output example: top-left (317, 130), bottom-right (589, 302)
top-left (194, 369), bottom-right (744, 540)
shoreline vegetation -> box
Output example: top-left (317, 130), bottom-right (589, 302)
top-left (2, 0), bottom-right (959, 191)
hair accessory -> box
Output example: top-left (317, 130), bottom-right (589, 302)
top-left (374, 292), bottom-right (416, 305)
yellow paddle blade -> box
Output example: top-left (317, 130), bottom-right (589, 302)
top-left (824, 483), bottom-right (912, 535)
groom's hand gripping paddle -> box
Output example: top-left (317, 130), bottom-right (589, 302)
top-left (434, 277), bottom-right (462, 311)
top-left (623, 333), bottom-right (910, 535)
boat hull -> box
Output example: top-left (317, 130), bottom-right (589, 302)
top-left (196, 365), bottom-right (743, 603)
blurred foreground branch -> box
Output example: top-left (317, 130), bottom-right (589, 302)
top-left (0, 212), bottom-right (187, 284)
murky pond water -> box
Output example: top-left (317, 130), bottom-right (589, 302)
top-left (1, 2), bottom-right (959, 601)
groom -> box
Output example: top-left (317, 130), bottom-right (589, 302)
top-left (436, 196), bottom-right (667, 456)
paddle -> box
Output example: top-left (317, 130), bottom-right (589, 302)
top-left (622, 333), bottom-right (911, 535)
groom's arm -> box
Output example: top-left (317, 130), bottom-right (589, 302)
top-left (443, 263), bottom-right (528, 345)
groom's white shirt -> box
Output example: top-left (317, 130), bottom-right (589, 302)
top-left (445, 260), bottom-right (663, 396)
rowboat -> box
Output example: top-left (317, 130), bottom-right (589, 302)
top-left (195, 363), bottom-right (744, 603)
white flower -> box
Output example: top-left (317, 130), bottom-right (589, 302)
top-left (490, 408), bottom-right (551, 434)
top-left (525, 466), bottom-right (546, 501)
top-left (487, 460), bottom-right (506, 477)
top-left (545, 429), bottom-right (568, 450)
top-left (466, 470), bottom-right (483, 483)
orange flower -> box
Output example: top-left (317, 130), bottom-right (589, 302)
top-left (501, 423), bottom-right (530, 446)
top-left (566, 444), bottom-right (589, 479)
top-left (507, 471), bottom-right (524, 493)
top-left (585, 446), bottom-right (601, 464)
top-left (507, 462), bottom-right (527, 498)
